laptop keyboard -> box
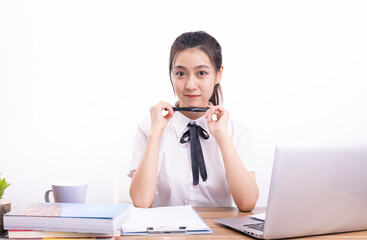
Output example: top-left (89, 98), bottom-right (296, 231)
top-left (245, 223), bottom-right (264, 232)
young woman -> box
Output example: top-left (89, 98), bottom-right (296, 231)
top-left (128, 31), bottom-right (259, 211)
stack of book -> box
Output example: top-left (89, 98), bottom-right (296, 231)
top-left (3, 203), bottom-right (131, 239)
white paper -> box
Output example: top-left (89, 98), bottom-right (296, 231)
top-left (250, 213), bottom-right (266, 221)
top-left (121, 205), bottom-right (209, 233)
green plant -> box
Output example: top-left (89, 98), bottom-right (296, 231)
top-left (0, 173), bottom-right (11, 199)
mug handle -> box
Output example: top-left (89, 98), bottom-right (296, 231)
top-left (44, 190), bottom-right (53, 202)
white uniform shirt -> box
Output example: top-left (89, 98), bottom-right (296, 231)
top-left (128, 111), bottom-right (253, 207)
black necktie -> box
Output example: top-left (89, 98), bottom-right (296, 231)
top-left (180, 122), bottom-right (210, 185)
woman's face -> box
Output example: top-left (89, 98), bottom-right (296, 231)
top-left (172, 48), bottom-right (222, 108)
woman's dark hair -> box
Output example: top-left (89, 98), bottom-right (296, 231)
top-left (169, 31), bottom-right (223, 106)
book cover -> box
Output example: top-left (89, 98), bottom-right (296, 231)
top-left (4, 203), bottom-right (131, 234)
top-left (6, 203), bottom-right (128, 219)
top-left (8, 229), bottom-right (120, 239)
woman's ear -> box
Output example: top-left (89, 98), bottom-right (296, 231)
top-left (215, 66), bottom-right (224, 84)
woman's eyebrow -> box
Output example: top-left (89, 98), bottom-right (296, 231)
top-left (174, 65), bottom-right (211, 70)
top-left (195, 65), bottom-right (211, 69)
top-left (174, 65), bottom-right (187, 70)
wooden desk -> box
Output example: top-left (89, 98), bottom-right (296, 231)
top-left (117, 207), bottom-right (367, 240)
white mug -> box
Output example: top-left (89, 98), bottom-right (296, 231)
top-left (44, 182), bottom-right (87, 203)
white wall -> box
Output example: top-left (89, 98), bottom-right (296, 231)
top-left (1, 0), bottom-right (366, 207)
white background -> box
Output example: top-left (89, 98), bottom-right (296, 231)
top-left (1, 0), bottom-right (366, 207)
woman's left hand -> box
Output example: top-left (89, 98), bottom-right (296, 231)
top-left (204, 105), bottom-right (229, 138)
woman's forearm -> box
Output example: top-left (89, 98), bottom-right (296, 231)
top-left (215, 131), bottom-right (259, 211)
top-left (130, 131), bottom-right (162, 208)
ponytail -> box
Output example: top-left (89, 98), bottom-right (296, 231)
top-left (209, 83), bottom-right (222, 106)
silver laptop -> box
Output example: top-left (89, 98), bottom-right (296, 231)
top-left (215, 142), bottom-right (367, 239)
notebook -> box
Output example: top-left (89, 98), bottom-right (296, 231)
top-left (215, 142), bottom-right (367, 239)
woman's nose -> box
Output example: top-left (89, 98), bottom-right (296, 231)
top-left (185, 76), bottom-right (198, 90)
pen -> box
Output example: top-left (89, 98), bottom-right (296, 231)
top-left (173, 107), bottom-right (209, 112)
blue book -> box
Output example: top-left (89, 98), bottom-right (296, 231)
top-left (4, 203), bottom-right (131, 234)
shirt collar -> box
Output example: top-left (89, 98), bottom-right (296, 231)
top-left (171, 111), bottom-right (209, 139)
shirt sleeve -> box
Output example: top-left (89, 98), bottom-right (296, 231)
top-left (230, 119), bottom-right (255, 173)
top-left (127, 116), bottom-right (150, 178)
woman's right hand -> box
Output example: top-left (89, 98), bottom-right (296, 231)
top-left (149, 101), bottom-right (174, 135)
top-left (131, 101), bottom-right (173, 208)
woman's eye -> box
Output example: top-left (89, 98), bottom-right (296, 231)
top-left (198, 71), bottom-right (207, 76)
top-left (176, 71), bottom-right (186, 77)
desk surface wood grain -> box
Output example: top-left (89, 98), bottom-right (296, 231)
top-left (117, 207), bottom-right (367, 240)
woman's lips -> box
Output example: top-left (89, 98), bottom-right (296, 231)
top-left (185, 95), bottom-right (200, 99)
